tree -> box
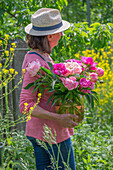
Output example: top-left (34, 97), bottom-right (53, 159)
top-left (0, 0), bottom-right (68, 38)
top-left (1, 0), bottom-right (113, 38)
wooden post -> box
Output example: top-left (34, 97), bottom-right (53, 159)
top-left (10, 37), bottom-right (28, 131)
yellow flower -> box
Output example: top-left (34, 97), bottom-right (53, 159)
top-left (7, 136), bottom-right (13, 145)
top-left (24, 103), bottom-right (28, 107)
top-left (22, 69), bottom-right (26, 75)
top-left (11, 42), bottom-right (16, 48)
top-left (110, 49), bottom-right (113, 52)
top-left (3, 69), bottom-right (9, 75)
top-left (15, 71), bottom-right (18, 75)
top-left (97, 114), bottom-right (101, 117)
top-left (9, 68), bottom-right (15, 74)
top-left (108, 46), bottom-right (111, 49)
top-left (0, 63), bottom-right (2, 67)
top-left (5, 50), bottom-right (9, 57)
top-left (5, 34), bottom-right (10, 40)
top-left (10, 48), bottom-right (15, 53)
top-left (107, 51), bottom-right (112, 55)
top-left (0, 40), bottom-right (2, 46)
top-left (27, 115), bottom-right (31, 121)
top-left (38, 93), bottom-right (41, 97)
top-left (30, 107), bottom-right (34, 111)
top-left (3, 82), bottom-right (6, 86)
top-left (100, 48), bottom-right (104, 52)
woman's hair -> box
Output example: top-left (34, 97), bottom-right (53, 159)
top-left (26, 34), bottom-right (51, 54)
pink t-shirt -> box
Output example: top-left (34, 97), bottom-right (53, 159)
top-left (19, 52), bottom-right (74, 144)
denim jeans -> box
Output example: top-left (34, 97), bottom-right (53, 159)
top-left (27, 136), bottom-right (76, 170)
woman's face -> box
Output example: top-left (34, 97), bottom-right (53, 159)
top-left (47, 32), bottom-right (63, 49)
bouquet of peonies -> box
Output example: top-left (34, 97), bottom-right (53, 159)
top-left (24, 56), bottom-right (104, 117)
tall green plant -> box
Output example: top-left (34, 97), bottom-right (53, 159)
top-left (0, 35), bottom-right (35, 142)
top-left (52, 22), bottom-right (113, 62)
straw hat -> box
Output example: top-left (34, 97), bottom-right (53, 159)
top-left (25, 8), bottom-right (70, 36)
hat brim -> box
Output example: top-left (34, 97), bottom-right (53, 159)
top-left (25, 20), bottom-right (70, 36)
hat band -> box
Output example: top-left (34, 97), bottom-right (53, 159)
top-left (32, 22), bottom-right (63, 31)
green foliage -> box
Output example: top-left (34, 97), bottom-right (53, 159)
top-left (2, 118), bottom-right (113, 170)
top-left (1, 0), bottom-right (113, 40)
top-left (0, 0), bottom-right (68, 38)
top-left (1, 2), bottom-right (113, 170)
top-left (52, 22), bottom-right (113, 62)
top-left (37, 125), bottom-right (71, 169)
top-left (2, 131), bottom-right (36, 170)
top-left (72, 115), bottom-right (113, 170)
top-left (63, 0), bottom-right (113, 24)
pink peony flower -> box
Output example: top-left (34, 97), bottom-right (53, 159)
top-left (79, 78), bottom-right (90, 88)
top-left (65, 61), bottom-right (82, 76)
top-left (26, 59), bottom-right (41, 77)
top-left (65, 59), bottom-right (77, 62)
top-left (90, 62), bottom-right (97, 70)
top-left (81, 56), bottom-right (97, 69)
top-left (61, 77), bottom-right (79, 90)
top-left (65, 59), bottom-right (83, 67)
top-left (53, 63), bottom-right (68, 76)
top-left (96, 67), bottom-right (104, 77)
top-left (75, 60), bottom-right (83, 67)
top-left (88, 81), bottom-right (95, 90)
top-left (81, 56), bottom-right (94, 65)
top-left (90, 73), bottom-right (98, 82)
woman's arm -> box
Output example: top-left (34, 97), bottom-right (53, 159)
top-left (31, 105), bottom-right (80, 128)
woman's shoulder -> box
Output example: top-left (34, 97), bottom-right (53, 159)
top-left (26, 51), bottom-right (44, 62)
top-left (22, 51), bottom-right (46, 69)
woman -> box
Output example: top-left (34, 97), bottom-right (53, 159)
top-left (20, 8), bottom-right (82, 170)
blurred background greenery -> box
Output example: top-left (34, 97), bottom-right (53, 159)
top-left (0, 0), bottom-right (113, 169)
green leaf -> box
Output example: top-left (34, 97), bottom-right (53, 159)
top-left (32, 85), bottom-right (39, 93)
top-left (48, 89), bottom-right (56, 93)
top-left (65, 91), bottom-right (70, 100)
top-left (85, 94), bottom-right (91, 105)
top-left (91, 93), bottom-right (99, 105)
top-left (0, 8), bottom-right (5, 16)
top-left (88, 154), bottom-right (91, 163)
top-left (24, 82), bottom-right (34, 89)
top-left (47, 94), bottom-right (55, 105)
top-left (89, 93), bottom-right (94, 109)
top-left (61, 95), bottom-right (66, 105)
top-left (40, 67), bottom-right (53, 76)
top-left (63, 0), bottom-right (68, 6)
top-left (32, 82), bottom-right (45, 93)
top-left (51, 97), bottom-right (60, 107)
top-left (83, 158), bottom-right (87, 164)
top-left (54, 91), bottom-right (64, 95)
top-left (47, 62), bottom-right (53, 72)
top-left (38, 86), bottom-right (44, 94)
top-left (91, 91), bottom-right (99, 100)
top-left (47, 61), bottom-right (56, 78)
top-left (35, 78), bottom-right (42, 83)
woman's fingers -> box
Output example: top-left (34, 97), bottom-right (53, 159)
top-left (57, 114), bottom-right (80, 128)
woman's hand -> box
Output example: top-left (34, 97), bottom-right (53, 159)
top-left (56, 113), bottom-right (80, 128)
top-left (31, 105), bottom-right (84, 128)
